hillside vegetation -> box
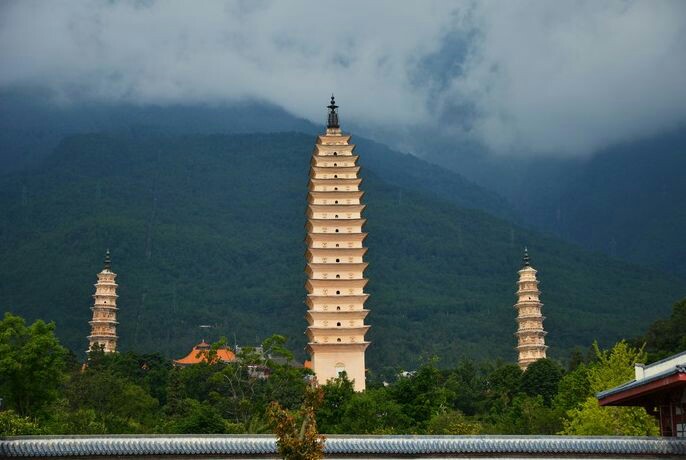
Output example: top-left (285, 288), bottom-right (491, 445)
top-left (0, 132), bottom-right (683, 369)
top-left (428, 128), bottom-right (686, 276)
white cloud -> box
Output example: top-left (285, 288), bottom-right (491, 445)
top-left (450, 1), bottom-right (686, 155)
top-left (0, 0), bottom-right (454, 124)
top-left (1, 0), bottom-right (685, 156)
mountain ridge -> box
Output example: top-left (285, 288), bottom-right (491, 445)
top-left (3, 93), bottom-right (685, 278)
top-left (423, 127), bottom-right (686, 277)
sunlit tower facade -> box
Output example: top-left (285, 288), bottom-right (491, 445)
top-left (304, 96), bottom-right (370, 391)
top-left (87, 250), bottom-right (119, 353)
top-left (514, 248), bottom-right (548, 369)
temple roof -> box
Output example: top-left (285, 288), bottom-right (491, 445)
top-left (597, 350), bottom-right (686, 406)
top-left (3, 434), bottom-right (685, 457)
top-left (173, 340), bottom-right (236, 366)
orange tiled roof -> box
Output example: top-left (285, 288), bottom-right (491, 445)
top-left (174, 340), bottom-right (236, 365)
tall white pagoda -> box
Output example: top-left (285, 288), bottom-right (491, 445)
top-left (87, 250), bottom-right (119, 354)
top-left (305, 96), bottom-right (370, 391)
top-left (514, 248), bottom-right (548, 369)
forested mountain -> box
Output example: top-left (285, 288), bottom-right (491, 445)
top-left (0, 91), bottom-right (508, 218)
top-left (0, 89), bottom-right (314, 173)
top-left (4, 93), bottom-right (685, 278)
top-left (425, 128), bottom-right (686, 277)
top-left (0, 132), bottom-right (683, 370)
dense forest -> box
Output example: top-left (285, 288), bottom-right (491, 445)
top-left (342, 126), bottom-right (686, 278)
top-left (1, 299), bottom-right (684, 436)
top-left (3, 93), bottom-right (686, 277)
top-left (0, 132), bottom-right (684, 370)
top-left (427, 128), bottom-right (686, 277)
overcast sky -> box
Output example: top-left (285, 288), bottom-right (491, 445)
top-left (1, 0), bottom-right (685, 156)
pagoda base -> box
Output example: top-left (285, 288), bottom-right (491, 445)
top-left (307, 342), bottom-right (369, 392)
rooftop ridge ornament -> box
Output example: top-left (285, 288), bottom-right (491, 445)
top-left (327, 94), bottom-right (339, 129)
top-left (523, 247), bottom-right (531, 267)
top-left (104, 249), bottom-right (112, 270)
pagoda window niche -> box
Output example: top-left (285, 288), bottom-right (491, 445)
top-left (305, 96), bottom-right (370, 391)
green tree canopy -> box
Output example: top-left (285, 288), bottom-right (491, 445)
top-left (390, 359), bottom-right (453, 428)
top-left (561, 341), bottom-right (658, 436)
top-left (426, 409), bottom-right (481, 435)
top-left (640, 298), bottom-right (686, 362)
top-left (520, 359), bottom-right (564, 405)
top-left (0, 312), bottom-right (67, 416)
top-left (318, 373), bottom-right (355, 433)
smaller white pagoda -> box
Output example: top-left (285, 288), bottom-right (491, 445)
top-left (514, 248), bottom-right (548, 369)
top-left (87, 250), bottom-right (119, 353)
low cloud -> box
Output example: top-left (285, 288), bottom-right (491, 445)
top-left (1, 0), bottom-right (685, 156)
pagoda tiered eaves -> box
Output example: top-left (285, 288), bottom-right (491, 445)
top-left (311, 155), bottom-right (359, 166)
top-left (307, 204), bottom-right (366, 215)
top-left (309, 177), bottom-right (363, 189)
top-left (310, 166), bottom-right (360, 178)
top-left (87, 251), bottom-right (119, 354)
top-left (304, 96), bottom-right (370, 391)
top-left (305, 293), bottom-right (370, 307)
top-left (308, 191), bottom-right (364, 202)
top-left (514, 249), bottom-right (548, 369)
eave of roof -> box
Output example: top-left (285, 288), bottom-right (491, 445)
top-left (173, 346), bottom-right (236, 365)
top-left (2, 435), bottom-right (685, 457)
top-left (597, 365), bottom-right (686, 404)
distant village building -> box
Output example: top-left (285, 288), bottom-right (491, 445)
top-left (234, 345), bottom-right (271, 379)
top-left (87, 250), bottom-right (119, 353)
top-left (173, 340), bottom-right (236, 366)
top-left (514, 248), bottom-right (548, 369)
top-left (305, 96), bottom-right (370, 391)
top-left (597, 350), bottom-right (686, 437)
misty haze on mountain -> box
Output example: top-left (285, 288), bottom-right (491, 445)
top-left (1, 0), bottom-right (686, 157)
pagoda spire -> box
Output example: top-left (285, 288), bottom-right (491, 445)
top-left (104, 248), bottom-right (111, 270)
top-left (327, 94), bottom-right (340, 131)
top-left (87, 250), bottom-right (119, 354)
top-left (514, 248), bottom-right (548, 370)
top-left (305, 97), bottom-right (370, 391)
